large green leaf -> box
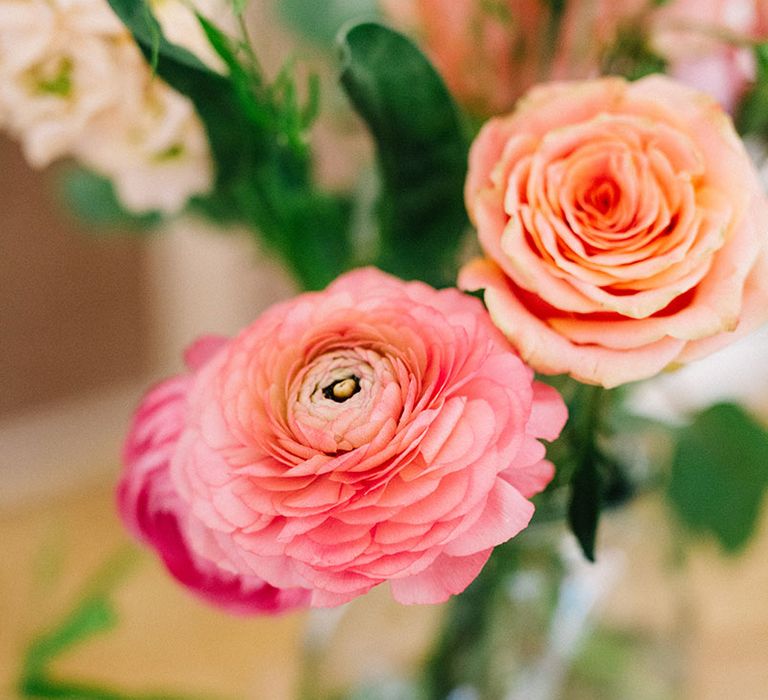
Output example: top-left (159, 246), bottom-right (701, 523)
top-left (339, 22), bottom-right (469, 288)
top-left (668, 403), bottom-right (768, 553)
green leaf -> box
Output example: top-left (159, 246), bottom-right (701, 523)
top-left (668, 403), bottom-right (768, 553)
top-left (18, 548), bottom-right (209, 700)
top-left (339, 22), bottom-right (469, 287)
top-left (568, 453), bottom-right (602, 562)
top-left (58, 168), bottom-right (161, 230)
top-left (561, 385), bottom-right (612, 561)
top-left (279, 0), bottom-right (380, 49)
top-left (23, 597), bottom-right (116, 677)
top-left (736, 43), bottom-right (768, 136)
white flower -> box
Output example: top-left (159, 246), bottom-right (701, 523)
top-left (0, 0), bottom-right (126, 165)
top-left (76, 53), bottom-right (213, 213)
top-left (0, 0), bottom-right (226, 211)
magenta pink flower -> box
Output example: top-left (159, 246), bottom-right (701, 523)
top-left (118, 339), bottom-right (310, 614)
top-left (119, 269), bottom-right (566, 608)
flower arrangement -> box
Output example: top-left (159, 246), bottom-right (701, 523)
top-left (6, 0), bottom-right (768, 697)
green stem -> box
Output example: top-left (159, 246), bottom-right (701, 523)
top-left (18, 548), bottom-right (216, 700)
top-left (419, 541), bottom-right (520, 700)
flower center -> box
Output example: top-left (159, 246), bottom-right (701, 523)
top-left (322, 375), bottom-right (361, 403)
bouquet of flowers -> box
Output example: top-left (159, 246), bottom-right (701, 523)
top-left (6, 1), bottom-right (768, 698)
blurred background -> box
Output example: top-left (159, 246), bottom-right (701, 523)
top-left (2, 2), bottom-right (768, 699)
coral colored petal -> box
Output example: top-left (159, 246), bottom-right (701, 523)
top-left (390, 550), bottom-right (492, 605)
top-left (183, 334), bottom-right (228, 371)
top-left (443, 480), bottom-right (534, 557)
top-left (527, 381), bottom-right (568, 441)
top-left (503, 459), bottom-right (556, 499)
top-left (460, 258), bottom-right (686, 387)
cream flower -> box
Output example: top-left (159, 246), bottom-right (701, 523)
top-left (75, 53), bottom-right (213, 213)
top-left (0, 0), bottom-right (126, 165)
top-left (0, 0), bottom-right (221, 211)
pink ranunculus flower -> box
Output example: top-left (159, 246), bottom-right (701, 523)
top-left (460, 75), bottom-right (768, 388)
top-left (119, 268), bottom-right (567, 608)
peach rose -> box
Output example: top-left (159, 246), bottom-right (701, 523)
top-left (119, 269), bottom-right (567, 608)
top-left (460, 75), bottom-right (768, 388)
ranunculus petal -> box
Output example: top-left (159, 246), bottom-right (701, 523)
top-left (389, 550), bottom-right (493, 605)
top-left (527, 381), bottom-right (569, 441)
top-left (442, 480), bottom-right (534, 557)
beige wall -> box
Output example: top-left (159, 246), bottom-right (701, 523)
top-left (0, 137), bottom-right (149, 417)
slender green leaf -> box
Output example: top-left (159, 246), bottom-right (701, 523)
top-left (18, 549), bottom-right (210, 699)
top-left (23, 597), bottom-right (116, 676)
top-left (563, 385), bottom-right (610, 561)
top-left (568, 455), bottom-right (602, 562)
top-left (339, 22), bottom-right (469, 287)
top-left (228, 0), bottom-right (249, 15)
top-left (668, 403), bottom-right (768, 553)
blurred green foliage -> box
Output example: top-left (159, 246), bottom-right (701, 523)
top-left (279, 0), bottom-right (381, 50)
top-left (59, 168), bottom-right (161, 231)
top-left (736, 44), bottom-right (768, 137)
top-left (668, 403), bottom-right (768, 553)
